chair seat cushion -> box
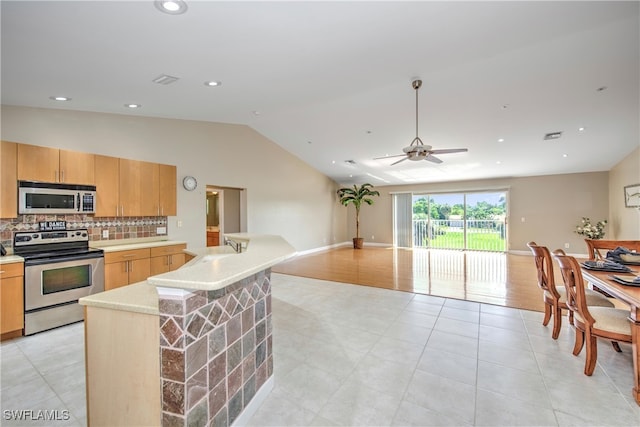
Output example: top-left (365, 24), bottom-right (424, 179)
top-left (575, 307), bottom-right (632, 336)
top-left (544, 287), bottom-right (614, 307)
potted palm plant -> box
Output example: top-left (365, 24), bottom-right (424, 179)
top-left (337, 183), bottom-right (380, 249)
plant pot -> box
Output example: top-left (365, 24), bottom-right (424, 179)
top-left (352, 237), bottom-right (364, 249)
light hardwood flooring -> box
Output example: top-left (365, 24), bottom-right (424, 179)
top-left (273, 247), bottom-right (547, 313)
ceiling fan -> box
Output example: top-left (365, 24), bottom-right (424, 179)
top-left (375, 79), bottom-right (468, 166)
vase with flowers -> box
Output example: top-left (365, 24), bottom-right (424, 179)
top-left (575, 217), bottom-right (608, 240)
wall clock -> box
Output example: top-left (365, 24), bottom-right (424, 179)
top-left (183, 176), bottom-right (198, 191)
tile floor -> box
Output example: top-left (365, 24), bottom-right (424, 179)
top-left (1, 273), bottom-right (640, 426)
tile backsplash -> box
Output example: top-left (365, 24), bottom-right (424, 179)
top-left (0, 214), bottom-right (168, 249)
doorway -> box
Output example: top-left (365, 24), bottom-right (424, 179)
top-left (205, 186), bottom-right (247, 246)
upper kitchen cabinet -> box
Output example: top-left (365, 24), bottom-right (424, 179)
top-left (158, 164), bottom-right (176, 216)
top-left (0, 141), bottom-right (18, 218)
top-left (17, 143), bottom-right (95, 184)
top-left (94, 155), bottom-right (120, 217)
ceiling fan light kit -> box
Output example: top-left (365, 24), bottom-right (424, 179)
top-left (375, 79), bottom-right (468, 166)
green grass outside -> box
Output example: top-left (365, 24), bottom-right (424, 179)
top-left (420, 229), bottom-right (506, 251)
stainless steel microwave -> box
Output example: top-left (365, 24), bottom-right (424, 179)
top-left (18, 181), bottom-right (96, 214)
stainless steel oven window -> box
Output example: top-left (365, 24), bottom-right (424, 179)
top-left (41, 264), bottom-right (92, 295)
top-left (25, 257), bottom-right (105, 311)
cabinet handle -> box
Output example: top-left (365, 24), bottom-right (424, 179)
top-left (168, 255), bottom-right (172, 266)
top-left (55, 170), bottom-right (59, 182)
top-left (121, 205), bottom-right (124, 216)
top-left (0, 270), bottom-right (4, 274)
top-left (124, 262), bottom-right (128, 273)
top-left (129, 260), bottom-right (133, 272)
top-left (122, 254), bottom-right (135, 258)
top-left (161, 206), bottom-right (164, 215)
top-left (61, 170), bottom-right (65, 182)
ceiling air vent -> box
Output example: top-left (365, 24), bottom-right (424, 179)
top-left (152, 74), bottom-right (179, 85)
top-left (543, 131), bottom-right (563, 140)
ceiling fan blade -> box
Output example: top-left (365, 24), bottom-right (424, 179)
top-left (390, 157), bottom-right (410, 166)
top-left (429, 148), bottom-right (468, 155)
top-left (373, 154), bottom-right (406, 160)
top-left (425, 154), bottom-right (443, 164)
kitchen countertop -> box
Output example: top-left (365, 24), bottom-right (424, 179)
top-left (79, 281), bottom-right (159, 315)
top-left (90, 237), bottom-right (187, 252)
top-left (148, 234), bottom-right (296, 291)
top-left (80, 233), bottom-right (296, 313)
top-left (0, 255), bottom-right (24, 264)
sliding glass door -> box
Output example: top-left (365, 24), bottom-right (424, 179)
top-left (395, 190), bottom-right (507, 251)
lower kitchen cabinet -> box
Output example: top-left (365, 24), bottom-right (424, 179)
top-left (0, 262), bottom-right (24, 338)
top-left (149, 244), bottom-right (187, 276)
top-left (104, 249), bottom-right (151, 291)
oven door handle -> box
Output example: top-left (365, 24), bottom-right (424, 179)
top-left (25, 252), bottom-right (104, 266)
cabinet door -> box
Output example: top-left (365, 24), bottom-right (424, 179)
top-left (118, 158), bottom-right (143, 217)
top-left (0, 141), bottom-right (18, 218)
top-left (150, 255), bottom-right (170, 276)
top-left (128, 258), bottom-right (151, 284)
top-left (170, 253), bottom-right (186, 271)
top-left (105, 262), bottom-right (130, 291)
top-left (95, 155), bottom-right (120, 217)
top-left (17, 144), bottom-right (59, 182)
top-left (158, 164), bottom-right (176, 216)
top-left (140, 161), bottom-right (159, 217)
top-left (0, 276), bottom-right (24, 334)
top-left (59, 149), bottom-right (95, 184)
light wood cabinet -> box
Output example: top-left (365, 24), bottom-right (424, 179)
top-left (159, 164), bottom-right (177, 216)
top-left (94, 155), bottom-right (120, 217)
top-left (104, 248), bottom-right (151, 291)
top-left (207, 231), bottom-right (220, 247)
top-left (0, 141), bottom-right (18, 218)
top-left (17, 143), bottom-right (94, 184)
top-left (140, 161), bottom-right (159, 217)
top-left (0, 262), bottom-right (24, 337)
top-left (149, 244), bottom-right (186, 275)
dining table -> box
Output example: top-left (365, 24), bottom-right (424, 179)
top-left (581, 267), bottom-right (640, 406)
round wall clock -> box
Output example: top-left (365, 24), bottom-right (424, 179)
top-left (182, 175), bottom-right (198, 191)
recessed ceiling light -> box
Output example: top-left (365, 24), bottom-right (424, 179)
top-left (578, 127), bottom-right (585, 132)
top-left (252, 110), bottom-right (261, 116)
top-left (332, 160), bottom-right (336, 164)
top-left (498, 138), bottom-right (505, 142)
top-left (496, 161), bottom-right (502, 165)
top-left (204, 81), bottom-right (221, 87)
top-left (125, 104), bottom-right (142, 108)
top-left (49, 96), bottom-right (71, 101)
top-left (563, 154), bottom-right (568, 158)
top-left (154, 0), bottom-right (188, 15)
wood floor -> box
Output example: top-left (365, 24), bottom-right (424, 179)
top-left (273, 246), bottom-right (546, 313)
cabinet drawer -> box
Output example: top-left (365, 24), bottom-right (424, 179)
top-left (0, 262), bottom-right (24, 279)
top-left (105, 248), bottom-right (150, 264)
top-left (150, 244), bottom-right (186, 258)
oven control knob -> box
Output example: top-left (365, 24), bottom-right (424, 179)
top-left (76, 231), bottom-right (81, 236)
top-left (32, 234), bottom-right (39, 239)
top-left (81, 232), bottom-right (87, 237)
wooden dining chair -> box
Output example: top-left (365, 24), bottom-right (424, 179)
top-left (584, 239), bottom-right (640, 261)
top-left (527, 242), bottom-right (614, 339)
top-left (552, 250), bottom-right (632, 375)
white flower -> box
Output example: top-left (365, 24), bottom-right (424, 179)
top-left (575, 217), bottom-right (607, 239)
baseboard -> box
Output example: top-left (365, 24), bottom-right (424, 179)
top-left (231, 376), bottom-right (274, 426)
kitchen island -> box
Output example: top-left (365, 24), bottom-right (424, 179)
top-left (79, 234), bottom-right (296, 427)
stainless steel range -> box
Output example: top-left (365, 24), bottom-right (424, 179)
top-left (13, 229), bottom-right (104, 335)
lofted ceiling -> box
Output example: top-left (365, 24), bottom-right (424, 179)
top-left (2, 1), bottom-right (639, 186)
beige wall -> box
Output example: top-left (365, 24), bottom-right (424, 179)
top-left (347, 172), bottom-right (612, 254)
top-left (1, 105), bottom-right (347, 251)
top-left (609, 146), bottom-right (640, 239)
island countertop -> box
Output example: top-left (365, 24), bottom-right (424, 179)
top-left (80, 234), bottom-right (296, 312)
top-left (147, 233), bottom-right (296, 291)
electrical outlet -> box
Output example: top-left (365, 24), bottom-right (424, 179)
top-left (177, 220), bottom-right (183, 228)
top-left (371, 235), bottom-right (375, 240)
top-left (521, 217), bottom-right (525, 222)
top-left (564, 243), bottom-right (570, 249)
top-left (102, 229), bottom-right (109, 239)
top-left (157, 227), bottom-right (167, 235)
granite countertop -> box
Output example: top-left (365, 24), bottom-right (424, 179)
top-left (80, 234), bottom-right (296, 313)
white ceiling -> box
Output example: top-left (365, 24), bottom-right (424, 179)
top-left (2, 1), bottom-right (639, 186)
